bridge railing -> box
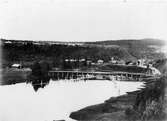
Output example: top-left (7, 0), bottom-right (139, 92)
top-left (48, 70), bottom-right (155, 81)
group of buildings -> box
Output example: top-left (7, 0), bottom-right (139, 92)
top-left (63, 57), bottom-right (150, 67)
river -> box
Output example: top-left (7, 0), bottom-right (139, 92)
top-left (0, 80), bottom-right (144, 121)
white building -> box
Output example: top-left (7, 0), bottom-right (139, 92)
top-left (11, 64), bottom-right (22, 69)
top-left (110, 57), bottom-right (117, 64)
top-left (97, 59), bottom-right (104, 65)
top-left (137, 59), bottom-right (146, 67)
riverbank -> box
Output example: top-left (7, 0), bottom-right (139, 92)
top-left (70, 60), bottom-right (167, 121)
top-left (1, 67), bottom-right (31, 85)
top-left (70, 76), bottom-right (166, 121)
top-left (69, 85), bottom-right (142, 121)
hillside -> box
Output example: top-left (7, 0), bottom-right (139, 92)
top-left (153, 59), bottom-right (167, 75)
top-left (1, 38), bottom-right (166, 68)
top-left (84, 39), bottom-right (166, 59)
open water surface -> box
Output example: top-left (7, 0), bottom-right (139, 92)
top-left (0, 80), bottom-right (144, 121)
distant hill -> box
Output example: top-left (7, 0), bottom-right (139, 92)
top-left (1, 38), bottom-right (166, 68)
top-left (84, 38), bottom-right (166, 59)
top-left (84, 38), bottom-right (165, 46)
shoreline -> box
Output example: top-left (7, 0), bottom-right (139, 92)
top-left (69, 76), bottom-right (165, 121)
top-left (69, 84), bottom-right (143, 121)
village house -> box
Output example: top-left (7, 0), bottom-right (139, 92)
top-left (109, 57), bottom-right (117, 64)
top-left (11, 63), bottom-right (23, 69)
top-left (137, 59), bottom-right (146, 67)
top-left (97, 59), bottom-right (104, 65)
top-left (116, 60), bottom-right (125, 65)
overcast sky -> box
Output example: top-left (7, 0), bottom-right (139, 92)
top-left (0, 0), bottom-right (167, 42)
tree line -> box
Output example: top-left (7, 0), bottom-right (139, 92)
top-left (2, 41), bottom-right (136, 68)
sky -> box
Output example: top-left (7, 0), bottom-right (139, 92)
top-left (0, 0), bottom-right (167, 42)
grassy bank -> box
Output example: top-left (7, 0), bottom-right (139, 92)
top-left (70, 76), bottom-right (166, 121)
top-left (1, 68), bottom-right (31, 85)
top-left (69, 59), bottom-right (167, 121)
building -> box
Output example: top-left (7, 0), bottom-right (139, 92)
top-left (11, 64), bottom-right (22, 69)
top-left (110, 57), bottom-right (117, 64)
top-left (137, 59), bottom-right (146, 67)
top-left (117, 60), bottom-right (125, 65)
top-left (97, 59), bottom-right (104, 65)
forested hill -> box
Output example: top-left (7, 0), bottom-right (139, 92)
top-left (85, 38), bottom-right (164, 46)
top-left (84, 39), bottom-right (166, 59)
top-left (1, 38), bottom-right (166, 67)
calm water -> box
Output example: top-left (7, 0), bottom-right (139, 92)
top-left (0, 80), bottom-right (144, 121)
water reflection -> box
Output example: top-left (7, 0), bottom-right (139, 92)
top-left (28, 61), bottom-right (51, 91)
top-left (31, 81), bottom-right (49, 91)
top-left (0, 80), bottom-right (144, 121)
top-left (29, 76), bottom-right (50, 91)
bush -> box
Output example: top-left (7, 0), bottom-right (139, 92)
top-left (142, 100), bottom-right (163, 120)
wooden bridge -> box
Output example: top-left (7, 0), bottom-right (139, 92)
top-left (48, 70), bottom-right (154, 81)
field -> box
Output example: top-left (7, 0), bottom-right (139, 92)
top-left (1, 68), bottom-right (31, 85)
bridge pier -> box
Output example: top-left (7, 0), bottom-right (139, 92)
top-left (48, 71), bottom-right (151, 81)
